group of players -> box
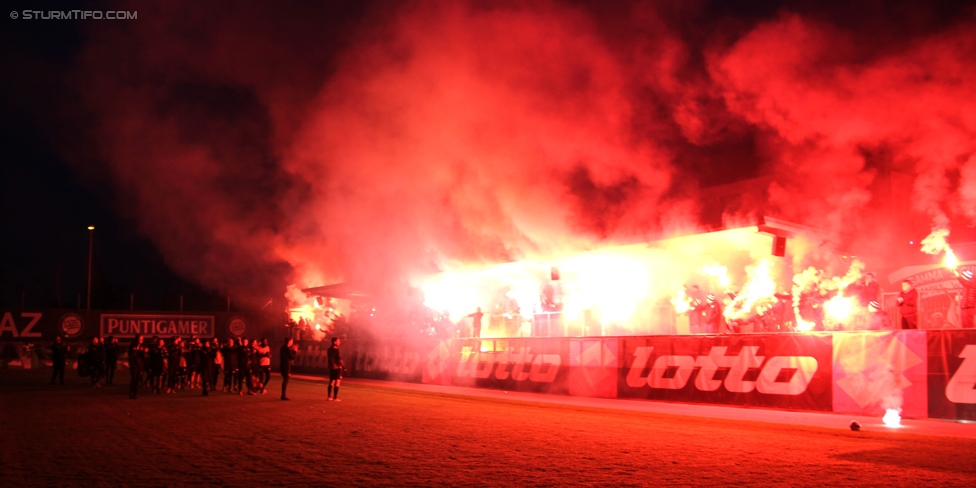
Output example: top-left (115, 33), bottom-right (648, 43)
top-left (71, 335), bottom-right (276, 397)
top-left (48, 334), bottom-right (346, 402)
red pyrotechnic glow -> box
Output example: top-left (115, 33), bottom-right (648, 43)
top-left (883, 409), bottom-right (902, 428)
top-left (921, 229), bottom-right (958, 269)
top-left (58, 2), bottom-right (976, 327)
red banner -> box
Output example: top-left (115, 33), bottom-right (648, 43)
top-left (927, 330), bottom-right (976, 420)
top-left (567, 338), bottom-right (618, 398)
top-left (449, 338), bottom-right (570, 394)
top-left (294, 332), bottom-right (976, 420)
top-left (616, 334), bottom-right (833, 411)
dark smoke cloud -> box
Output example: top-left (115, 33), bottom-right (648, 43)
top-left (61, 0), bottom-right (976, 299)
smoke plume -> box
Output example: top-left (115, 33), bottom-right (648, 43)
top-left (61, 1), bottom-right (976, 304)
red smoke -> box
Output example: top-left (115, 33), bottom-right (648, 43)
top-left (713, 13), bottom-right (976, 236)
top-left (63, 1), bottom-right (976, 300)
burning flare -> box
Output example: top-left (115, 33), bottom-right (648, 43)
top-left (921, 229), bottom-right (958, 269)
top-left (882, 409), bottom-right (902, 428)
top-left (671, 287), bottom-right (692, 314)
top-left (823, 294), bottom-right (854, 323)
top-left (724, 260), bottom-right (776, 322)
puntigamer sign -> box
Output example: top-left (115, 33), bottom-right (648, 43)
top-left (100, 314), bottom-right (215, 338)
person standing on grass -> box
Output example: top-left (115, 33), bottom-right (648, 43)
top-left (250, 340), bottom-right (264, 393)
top-left (238, 338), bottom-right (254, 395)
top-left (279, 338), bottom-right (298, 401)
top-left (89, 337), bottom-right (105, 388)
top-left (144, 336), bottom-right (159, 388)
top-left (256, 338), bottom-right (272, 394)
top-left (327, 337), bottom-right (343, 402)
top-left (128, 335), bottom-right (146, 399)
top-left (188, 336), bottom-right (202, 389)
top-left (148, 338), bottom-right (166, 394)
top-left (50, 336), bottom-right (67, 385)
top-left (165, 337), bottom-right (182, 394)
top-left (221, 338), bottom-right (238, 393)
top-left (104, 336), bottom-right (119, 385)
top-left (211, 338), bottom-right (222, 391)
top-left (200, 340), bottom-right (217, 396)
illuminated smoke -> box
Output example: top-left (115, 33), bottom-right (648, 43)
top-left (921, 228), bottom-right (958, 269)
top-left (55, 2), bottom-right (976, 321)
top-left (724, 260), bottom-right (777, 322)
top-left (699, 265), bottom-right (731, 292)
top-left (792, 260), bottom-right (866, 331)
top-left (671, 287), bottom-right (692, 314)
top-left (791, 267), bottom-right (822, 331)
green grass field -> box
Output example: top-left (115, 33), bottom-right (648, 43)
top-left (3, 369), bottom-right (975, 486)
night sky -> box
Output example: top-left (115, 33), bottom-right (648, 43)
top-left (4, 0), bottom-right (976, 311)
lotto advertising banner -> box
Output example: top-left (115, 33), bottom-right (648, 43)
top-left (293, 332), bottom-right (976, 420)
top-left (450, 338), bottom-right (572, 395)
top-left (927, 330), bottom-right (976, 421)
top-left (616, 334), bottom-right (833, 411)
top-left (831, 331), bottom-right (928, 418)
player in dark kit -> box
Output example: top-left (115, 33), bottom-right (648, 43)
top-left (104, 336), bottom-right (119, 385)
top-left (237, 338), bottom-right (254, 395)
top-left (200, 341), bottom-right (217, 396)
top-left (327, 337), bottom-right (343, 401)
top-left (221, 338), bottom-right (238, 393)
top-left (188, 337), bottom-right (202, 389)
top-left (279, 338), bottom-right (298, 400)
top-left (128, 335), bottom-right (146, 399)
top-left (88, 337), bottom-right (105, 388)
top-left (148, 338), bottom-right (166, 394)
top-left (166, 337), bottom-right (183, 394)
top-left (50, 336), bottom-right (67, 385)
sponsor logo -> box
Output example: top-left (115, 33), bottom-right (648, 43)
top-left (626, 346), bottom-right (818, 395)
top-left (59, 313), bottom-right (84, 338)
top-left (455, 346), bottom-right (561, 383)
top-left (0, 312), bottom-right (43, 339)
top-left (947, 344), bottom-right (976, 404)
top-left (227, 316), bottom-right (247, 337)
top-left (100, 314), bottom-right (214, 337)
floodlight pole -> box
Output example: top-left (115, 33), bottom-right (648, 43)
top-left (87, 226), bottom-right (94, 310)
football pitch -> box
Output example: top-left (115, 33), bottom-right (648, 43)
top-left (3, 370), bottom-right (975, 486)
